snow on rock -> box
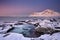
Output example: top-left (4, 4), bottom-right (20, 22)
top-left (39, 19), bottom-right (55, 29)
top-left (0, 18), bottom-right (60, 40)
top-left (51, 32), bottom-right (60, 40)
top-left (4, 33), bottom-right (32, 40)
top-left (0, 34), bottom-right (5, 40)
top-left (0, 31), bottom-right (60, 40)
top-left (39, 34), bottom-right (51, 40)
top-left (0, 25), bottom-right (12, 34)
top-left (4, 33), bottom-right (23, 40)
top-left (39, 19), bottom-right (60, 30)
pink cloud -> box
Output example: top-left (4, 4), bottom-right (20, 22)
top-left (0, 5), bottom-right (34, 16)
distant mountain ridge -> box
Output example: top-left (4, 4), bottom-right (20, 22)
top-left (30, 9), bottom-right (60, 17)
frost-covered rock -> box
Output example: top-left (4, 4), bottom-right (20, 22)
top-left (0, 34), bottom-right (5, 40)
top-left (0, 31), bottom-right (60, 40)
top-left (40, 34), bottom-right (51, 40)
top-left (4, 33), bottom-right (23, 40)
top-left (39, 19), bottom-right (60, 29)
top-left (51, 32), bottom-right (60, 40)
top-left (0, 25), bottom-right (12, 34)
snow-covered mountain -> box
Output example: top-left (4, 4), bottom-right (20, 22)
top-left (30, 9), bottom-right (60, 17)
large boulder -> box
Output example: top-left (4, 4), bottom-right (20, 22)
top-left (34, 27), bottom-right (55, 37)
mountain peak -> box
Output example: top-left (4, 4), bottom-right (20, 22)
top-left (41, 9), bottom-right (55, 15)
top-left (44, 9), bottom-right (53, 11)
top-left (43, 9), bottom-right (54, 13)
top-left (30, 9), bottom-right (60, 17)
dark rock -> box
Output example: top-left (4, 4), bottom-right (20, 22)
top-left (34, 27), bottom-right (55, 36)
top-left (3, 33), bottom-right (10, 37)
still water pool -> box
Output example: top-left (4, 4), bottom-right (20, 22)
top-left (10, 24), bottom-right (35, 37)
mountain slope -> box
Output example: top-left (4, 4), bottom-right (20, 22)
top-left (30, 9), bottom-right (60, 17)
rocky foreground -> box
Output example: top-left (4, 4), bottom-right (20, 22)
top-left (0, 18), bottom-right (60, 40)
top-left (0, 32), bottom-right (60, 40)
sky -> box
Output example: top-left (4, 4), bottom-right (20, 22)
top-left (0, 0), bottom-right (60, 16)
